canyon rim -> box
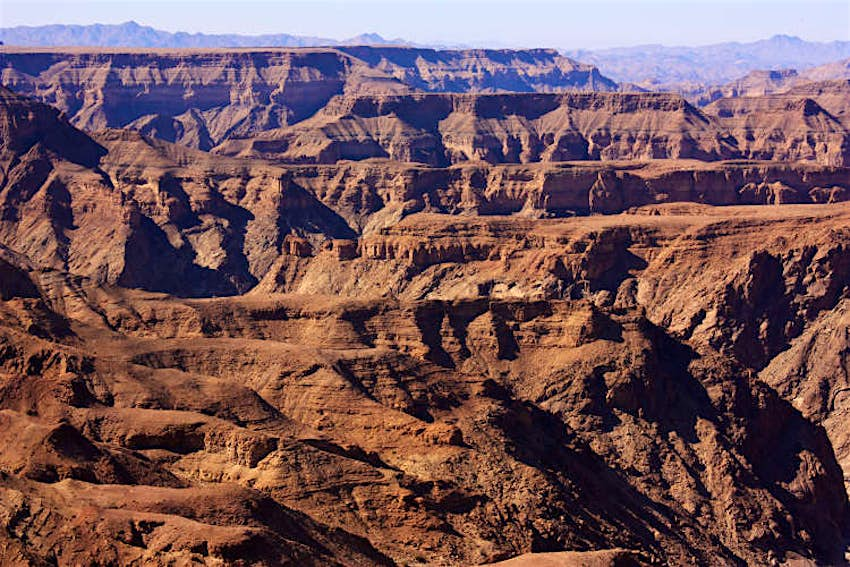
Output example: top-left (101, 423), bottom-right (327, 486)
top-left (1, 3), bottom-right (850, 566)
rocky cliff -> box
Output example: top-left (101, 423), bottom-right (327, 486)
top-left (216, 92), bottom-right (743, 165)
top-left (4, 48), bottom-right (849, 167)
top-left (704, 93), bottom-right (850, 166)
top-left (1, 199), bottom-right (849, 566)
top-left (0, 47), bottom-right (416, 150)
top-left (334, 47), bottom-right (617, 93)
top-left (0, 47), bottom-right (616, 151)
top-left (1, 88), bottom-right (848, 300)
top-left (222, 89), bottom-right (850, 166)
top-left (783, 79), bottom-right (850, 125)
top-left (1, 81), bottom-right (850, 566)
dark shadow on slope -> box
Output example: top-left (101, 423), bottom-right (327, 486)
top-left (279, 180), bottom-right (358, 240)
top-left (118, 214), bottom-right (244, 297)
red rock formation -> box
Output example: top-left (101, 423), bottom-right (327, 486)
top-left (335, 47), bottom-right (617, 93)
top-left (1, 77), bottom-right (850, 567)
top-left (706, 94), bottom-right (850, 165)
top-left (0, 46), bottom-right (615, 150)
top-left (218, 88), bottom-right (850, 166)
top-left (0, 48), bottom-right (411, 150)
top-left (4, 48), bottom-right (848, 166)
top-left (1, 88), bottom-right (847, 300)
top-left (216, 92), bottom-right (741, 164)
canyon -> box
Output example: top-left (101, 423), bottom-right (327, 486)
top-left (3, 47), bottom-right (849, 167)
top-left (0, 46), bottom-right (615, 151)
top-left (0, 44), bottom-right (849, 566)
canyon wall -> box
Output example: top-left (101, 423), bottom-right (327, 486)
top-left (0, 47), bottom-right (616, 150)
top-left (4, 47), bottom-right (849, 167)
top-left (2, 56), bottom-right (850, 566)
top-left (3, 88), bottom-right (847, 298)
top-left (222, 89), bottom-right (850, 166)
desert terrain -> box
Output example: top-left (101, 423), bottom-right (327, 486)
top-left (0, 43), bottom-right (849, 566)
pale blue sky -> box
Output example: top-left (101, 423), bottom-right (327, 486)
top-left (1, 0), bottom-right (848, 49)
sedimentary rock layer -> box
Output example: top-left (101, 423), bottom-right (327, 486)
top-left (1, 201), bottom-right (849, 565)
top-left (2, 88), bottom-right (848, 299)
top-left (221, 87), bottom-right (850, 166)
top-left (2, 76), bottom-right (850, 566)
top-left (0, 46), bottom-right (616, 150)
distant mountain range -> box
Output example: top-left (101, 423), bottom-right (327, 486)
top-left (566, 35), bottom-right (850, 87)
top-left (0, 20), bottom-right (411, 48)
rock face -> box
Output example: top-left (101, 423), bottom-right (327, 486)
top-left (333, 47), bottom-right (617, 93)
top-left (4, 47), bottom-right (850, 166)
top-left (2, 79), bottom-right (850, 566)
top-left (0, 87), bottom-right (105, 167)
top-left (688, 69), bottom-right (803, 106)
top-left (1, 87), bottom-right (848, 301)
top-left (0, 47), bottom-right (616, 150)
top-left (486, 550), bottom-right (647, 566)
top-left (1, 201), bottom-right (850, 566)
top-left (215, 89), bottom-right (850, 166)
top-left (0, 48), bottom-right (415, 150)
top-left (216, 92), bottom-right (741, 164)
top-left (704, 94), bottom-right (850, 165)
top-left (784, 79), bottom-right (850, 125)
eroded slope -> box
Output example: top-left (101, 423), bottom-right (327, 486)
top-left (1, 83), bottom-right (850, 567)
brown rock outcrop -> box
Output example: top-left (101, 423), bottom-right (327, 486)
top-left (2, 74), bottom-right (850, 567)
top-left (0, 47), bottom-right (412, 150)
top-left (5, 47), bottom-right (849, 167)
top-left (216, 92), bottom-right (741, 165)
top-left (0, 46), bottom-right (615, 150)
top-left (784, 79), bottom-right (850, 126)
top-left (706, 94), bottom-right (850, 165)
top-left (219, 88), bottom-right (850, 166)
top-left (334, 47), bottom-right (618, 93)
top-left (2, 88), bottom-right (848, 301)
top-left (1, 237), bottom-right (847, 564)
top-left (486, 549), bottom-right (646, 566)
top-left (690, 69), bottom-right (803, 106)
